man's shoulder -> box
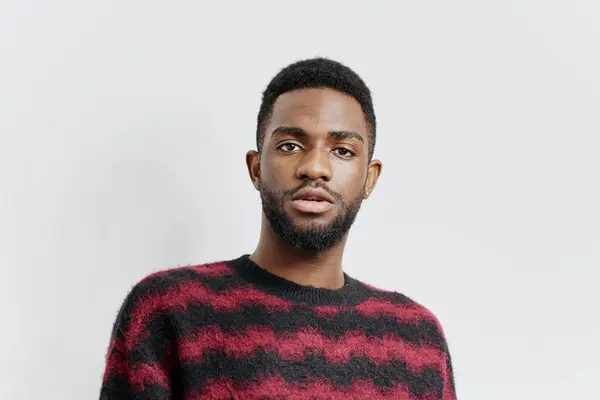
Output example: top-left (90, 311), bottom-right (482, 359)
top-left (357, 279), bottom-right (445, 329)
top-left (119, 259), bottom-right (236, 312)
top-left (138, 260), bottom-right (234, 287)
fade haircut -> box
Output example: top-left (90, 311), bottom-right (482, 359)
top-left (256, 58), bottom-right (377, 160)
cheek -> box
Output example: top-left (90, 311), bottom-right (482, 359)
top-left (263, 158), bottom-right (295, 185)
top-left (334, 164), bottom-right (367, 196)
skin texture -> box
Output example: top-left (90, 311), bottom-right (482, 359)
top-left (246, 88), bottom-right (382, 289)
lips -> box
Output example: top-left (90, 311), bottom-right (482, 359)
top-left (291, 187), bottom-right (334, 203)
top-left (290, 187), bottom-right (335, 214)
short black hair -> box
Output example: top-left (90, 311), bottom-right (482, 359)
top-left (256, 57), bottom-right (376, 160)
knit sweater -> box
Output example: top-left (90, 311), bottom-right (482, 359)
top-left (100, 255), bottom-right (456, 399)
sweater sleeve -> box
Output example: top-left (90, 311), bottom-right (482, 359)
top-left (99, 278), bottom-right (174, 399)
top-left (428, 307), bottom-right (457, 400)
top-left (442, 344), bottom-right (457, 400)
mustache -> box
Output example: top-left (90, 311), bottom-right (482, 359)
top-left (286, 181), bottom-right (343, 203)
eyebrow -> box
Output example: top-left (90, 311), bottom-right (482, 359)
top-left (271, 126), bottom-right (365, 144)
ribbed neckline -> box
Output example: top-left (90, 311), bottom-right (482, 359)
top-left (227, 255), bottom-right (368, 306)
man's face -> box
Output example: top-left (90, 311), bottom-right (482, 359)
top-left (254, 88), bottom-right (378, 252)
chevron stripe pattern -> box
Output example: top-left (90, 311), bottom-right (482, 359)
top-left (100, 255), bottom-right (456, 399)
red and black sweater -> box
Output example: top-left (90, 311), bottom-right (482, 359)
top-left (100, 255), bottom-right (456, 399)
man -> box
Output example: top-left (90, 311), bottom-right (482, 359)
top-left (100, 58), bottom-right (456, 399)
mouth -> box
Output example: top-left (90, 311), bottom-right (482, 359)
top-left (299, 195), bottom-right (329, 202)
top-left (290, 195), bottom-right (334, 214)
top-left (290, 187), bottom-right (336, 214)
top-left (290, 199), bottom-right (334, 214)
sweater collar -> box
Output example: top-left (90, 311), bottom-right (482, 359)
top-left (227, 255), bottom-right (368, 307)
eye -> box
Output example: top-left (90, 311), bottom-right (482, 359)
top-left (278, 143), bottom-right (301, 152)
top-left (333, 148), bottom-right (356, 158)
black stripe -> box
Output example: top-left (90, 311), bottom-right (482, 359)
top-left (99, 377), bottom-right (172, 399)
top-left (177, 350), bottom-right (444, 397)
top-left (134, 304), bottom-right (446, 358)
top-left (127, 315), bottom-right (175, 366)
top-left (130, 264), bottom-right (238, 297)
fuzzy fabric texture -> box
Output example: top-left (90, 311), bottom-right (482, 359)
top-left (100, 255), bottom-right (456, 399)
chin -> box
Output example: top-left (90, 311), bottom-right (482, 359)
top-left (287, 207), bottom-right (337, 221)
top-left (291, 213), bottom-right (334, 225)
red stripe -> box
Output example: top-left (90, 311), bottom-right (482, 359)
top-left (187, 376), bottom-right (428, 400)
top-left (191, 262), bottom-right (234, 276)
top-left (103, 338), bottom-right (170, 390)
top-left (126, 282), bottom-right (292, 347)
top-left (432, 319), bottom-right (456, 400)
top-left (444, 379), bottom-right (456, 400)
top-left (311, 305), bottom-right (343, 316)
top-left (127, 361), bottom-right (169, 389)
top-left (178, 326), bottom-right (443, 371)
top-left (103, 349), bottom-right (125, 383)
top-left (312, 298), bottom-right (437, 323)
top-left (354, 298), bottom-right (437, 323)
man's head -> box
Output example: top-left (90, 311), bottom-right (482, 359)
top-left (247, 58), bottom-right (382, 252)
top-left (256, 58), bottom-right (377, 161)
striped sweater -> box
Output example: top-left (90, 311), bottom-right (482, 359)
top-left (100, 255), bottom-right (456, 399)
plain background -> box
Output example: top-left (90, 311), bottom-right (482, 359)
top-left (1, 1), bottom-right (598, 399)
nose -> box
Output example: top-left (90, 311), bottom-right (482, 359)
top-left (295, 147), bottom-right (332, 182)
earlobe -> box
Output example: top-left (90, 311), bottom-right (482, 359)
top-left (364, 159), bottom-right (383, 198)
top-left (255, 168), bottom-right (261, 190)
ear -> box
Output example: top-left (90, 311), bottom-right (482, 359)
top-left (363, 159), bottom-right (382, 199)
top-left (246, 150), bottom-right (261, 190)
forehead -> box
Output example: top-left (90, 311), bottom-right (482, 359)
top-left (266, 88), bottom-right (368, 139)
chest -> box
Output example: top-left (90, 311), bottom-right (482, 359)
top-left (174, 309), bottom-right (445, 399)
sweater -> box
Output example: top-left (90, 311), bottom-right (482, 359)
top-left (100, 255), bottom-right (456, 399)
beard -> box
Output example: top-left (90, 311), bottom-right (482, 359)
top-left (259, 180), bottom-right (364, 252)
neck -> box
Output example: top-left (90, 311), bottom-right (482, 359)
top-left (250, 216), bottom-right (347, 290)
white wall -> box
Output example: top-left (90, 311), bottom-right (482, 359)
top-left (1, 1), bottom-right (598, 399)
